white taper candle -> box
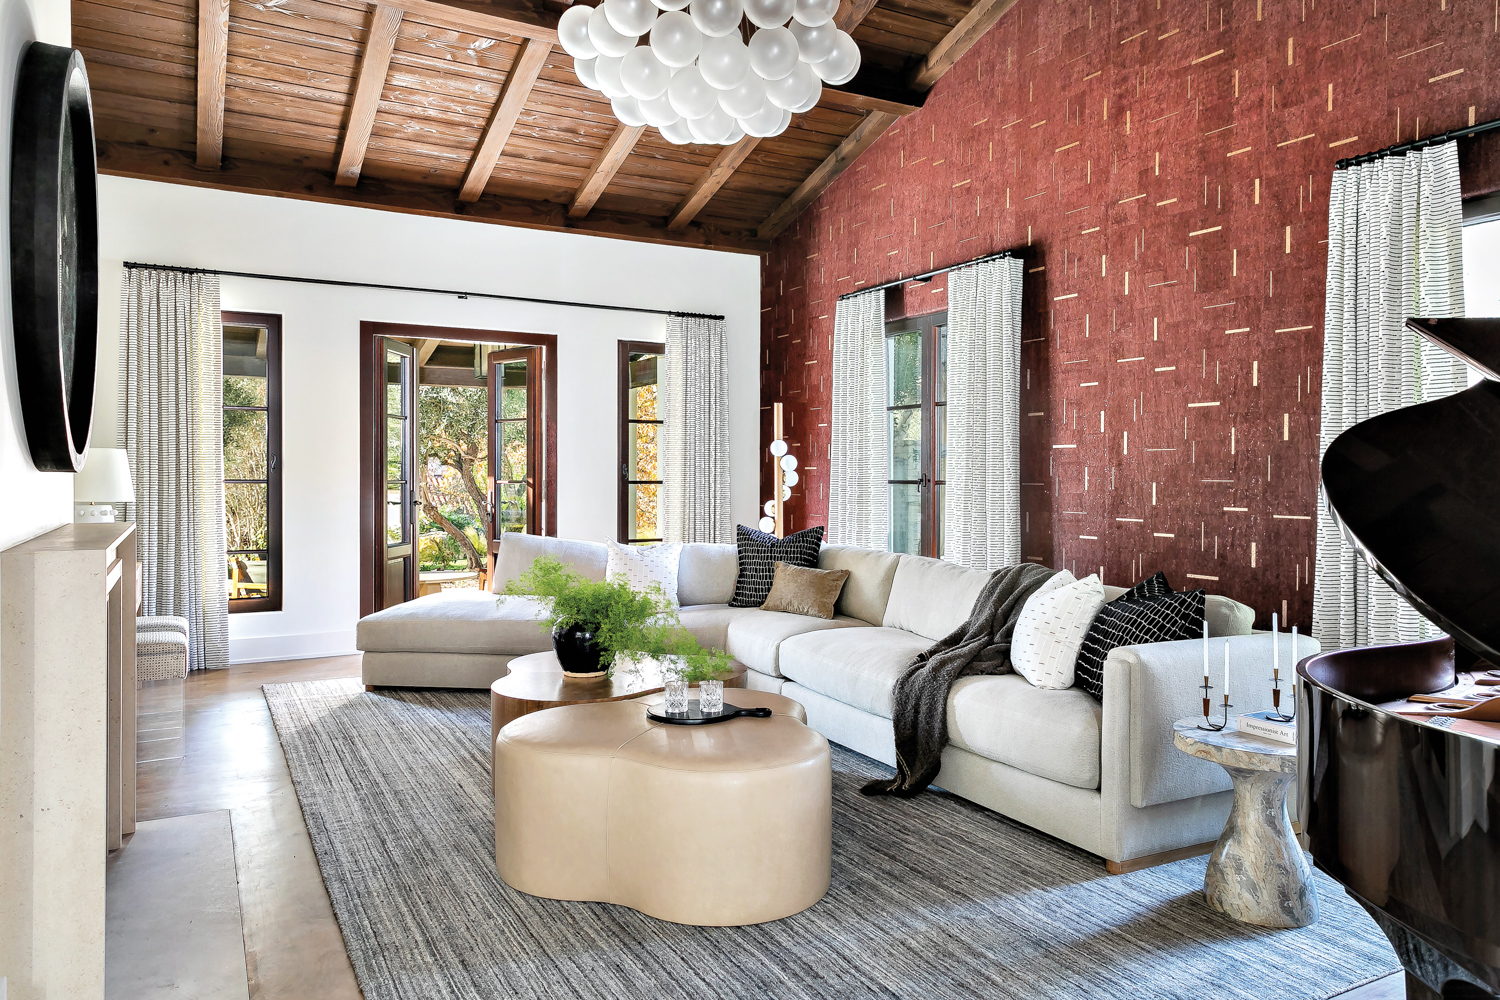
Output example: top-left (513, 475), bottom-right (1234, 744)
top-left (1272, 612), bottom-right (1279, 678)
top-left (1223, 640), bottom-right (1231, 701)
top-left (1202, 619), bottom-right (1210, 687)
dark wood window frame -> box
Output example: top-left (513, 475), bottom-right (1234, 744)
top-left (885, 312), bottom-right (947, 558)
top-left (618, 340), bottom-right (665, 543)
top-left (223, 311), bottom-right (283, 614)
top-left (359, 321), bottom-right (559, 619)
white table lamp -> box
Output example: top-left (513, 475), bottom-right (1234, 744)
top-left (74, 447), bottom-right (135, 523)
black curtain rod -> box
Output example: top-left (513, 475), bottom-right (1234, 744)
top-left (836, 251), bottom-right (1020, 301)
top-left (1335, 116), bottom-right (1500, 170)
top-left (121, 261), bottom-right (726, 322)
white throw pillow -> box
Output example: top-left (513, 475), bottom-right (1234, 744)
top-left (1011, 573), bottom-right (1106, 690)
top-left (606, 540), bottom-right (682, 605)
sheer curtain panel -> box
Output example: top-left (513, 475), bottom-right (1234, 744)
top-left (1314, 141), bottom-right (1468, 650)
top-left (659, 314), bottom-right (731, 544)
top-left (119, 268), bottom-right (230, 671)
top-left (943, 256), bottom-right (1024, 570)
top-left (828, 289), bottom-right (888, 548)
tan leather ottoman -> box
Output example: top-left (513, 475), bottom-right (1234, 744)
top-left (493, 689), bottom-right (830, 926)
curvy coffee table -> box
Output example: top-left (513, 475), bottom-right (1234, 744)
top-left (489, 651), bottom-right (747, 748)
top-left (1173, 718), bottom-right (1318, 928)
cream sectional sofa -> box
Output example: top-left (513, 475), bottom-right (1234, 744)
top-left (356, 533), bottom-right (1318, 870)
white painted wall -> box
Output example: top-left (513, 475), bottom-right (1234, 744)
top-left (0, 0), bottom-right (72, 552)
top-left (94, 177), bottom-right (761, 663)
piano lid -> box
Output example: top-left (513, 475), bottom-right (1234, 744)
top-left (1320, 317), bottom-right (1500, 663)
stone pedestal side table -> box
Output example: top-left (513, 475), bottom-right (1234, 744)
top-left (1173, 718), bottom-right (1318, 929)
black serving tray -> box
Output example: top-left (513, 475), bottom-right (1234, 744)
top-left (646, 700), bottom-right (773, 726)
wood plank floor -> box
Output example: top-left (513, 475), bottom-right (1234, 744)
top-left (136, 656), bottom-right (1405, 1000)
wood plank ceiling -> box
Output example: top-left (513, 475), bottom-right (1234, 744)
top-left (76, 0), bottom-right (1012, 251)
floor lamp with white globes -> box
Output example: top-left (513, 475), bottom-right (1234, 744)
top-left (759, 402), bottom-right (799, 537)
top-left (74, 446), bottom-right (136, 523)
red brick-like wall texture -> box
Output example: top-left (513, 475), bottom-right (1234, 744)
top-left (760, 0), bottom-right (1500, 631)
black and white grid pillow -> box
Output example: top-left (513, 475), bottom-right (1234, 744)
top-left (1074, 589), bottom-right (1205, 700)
top-left (729, 525), bottom-right (825, 608)
top-left (1114, 571), bottom-right (1174, 603)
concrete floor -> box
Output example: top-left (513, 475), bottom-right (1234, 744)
top-left (134, 656), bottom-right (365, 1000)
top-left (106, 811), bottom-right (251, 1000)
top-left (121, 654), bottom-right (1400, 1000)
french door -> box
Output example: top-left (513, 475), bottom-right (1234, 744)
top-left (381, 339), bottom-right (419, 608)
top-left (488, 348), bottom-right (543, 535)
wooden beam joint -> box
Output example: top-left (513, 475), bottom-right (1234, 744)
top-left (195, 0), bottom-right (229, 169)
top-left (568, 124), bottom-right (646, 219)
top-left (336, 5), bottom-right (405, 187)
top-left (459, 38), bottom-right (552, 203)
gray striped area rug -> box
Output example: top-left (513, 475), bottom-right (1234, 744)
top-left (263, 679), bottom-right (1398, 1000)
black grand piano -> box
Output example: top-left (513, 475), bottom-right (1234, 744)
top-left (1299, 317), bottom-right (1500, 1000)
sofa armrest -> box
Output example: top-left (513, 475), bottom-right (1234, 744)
top-left (1103, 632), bottom-right (1320, 809)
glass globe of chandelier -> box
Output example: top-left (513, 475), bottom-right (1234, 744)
top-left (556, 0), bottom-right (862, 146)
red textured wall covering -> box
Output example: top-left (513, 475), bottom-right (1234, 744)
top-left (759, 0), bottom-right (1500, 630)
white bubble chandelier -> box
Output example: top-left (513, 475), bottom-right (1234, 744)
top-left (556, 0), bottom-right (862, 146)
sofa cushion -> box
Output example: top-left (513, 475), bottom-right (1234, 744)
top-left (817, 545), bottom-right (901, 626)
top-left (492, 534), bottom-right (607, 594)
top-left (762, 563), bottom-right (849, 619)
top-left (358, 591), bottom-right (551, 655)
top-left (881, 556), bottom-right (991, 641)
top-left (729, 524), bottom-right (825, 608)
top-left (678, 544), bottom-right (737, 606)
top-left (606, 539), bottom-right (681, 604)
top-left (777, 627), bottom-right (931, 718)
top-left (1204, 595), bottom-right (1255, 636)
top-left (726, 610), bottom-right (867, 677)
top-left (1011, 573), bottom-right (1106, 690)
top-left (946, 674), bottom-right (1103, 790)
top-left (1102, 583), bottom-right (1253, 638)
top-left (677, 604), bottom-right (750, 651)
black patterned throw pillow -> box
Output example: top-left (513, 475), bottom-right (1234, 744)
top-left (1114, 570), bottom-right (1174, 603)
top-left (729, 525), bottom-right (825, 608)
top-left (1074, 588), bottom-right (1205, 700)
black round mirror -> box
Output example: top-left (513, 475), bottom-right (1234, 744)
top-left (10, 42), bottom-right (99, 472)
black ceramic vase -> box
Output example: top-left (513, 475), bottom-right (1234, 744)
top-left (552, 624), bottom-right (607, 676)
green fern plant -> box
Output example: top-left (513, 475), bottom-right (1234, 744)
top-left (501, 555), bottom-right (734, 683)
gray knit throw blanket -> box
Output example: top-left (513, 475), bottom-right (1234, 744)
top-left (862, 562), bottom-right (1059, 797)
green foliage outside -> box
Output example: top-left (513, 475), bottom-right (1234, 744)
top-left (502, 556), bottom-right (734, 683)
top-left (418, 385), bottom-right (490, 572)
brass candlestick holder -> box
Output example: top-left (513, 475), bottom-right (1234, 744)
top-left (1267, 623), bottom-right (1297, 724)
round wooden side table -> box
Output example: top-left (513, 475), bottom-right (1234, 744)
top-left (490, 651), bottom-right (748, 749)
top-left (1172, 718), bottom-right (1319, 929)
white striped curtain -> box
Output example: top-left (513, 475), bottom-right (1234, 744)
top-left (119, 268), bottom-right (230, 672)
top-left (828, 288), bottom-right (888, 548)
top-left (944, 256), bottom-right (1024, 570)
top-left (659, 314), bottom-right (732, 544)
top-left (1313, 141), bottom-right (1468, 650)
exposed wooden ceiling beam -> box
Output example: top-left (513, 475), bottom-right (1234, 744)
top-left (911, 0), bottom-right (1020, 90)
top-left (819, 83), bottom-right (921, 118)
top-left (97, 140), bottom-right (766, 253)
top-left (758, 110), bottom-right (899, 241)
top-left (667, 136), bottom-right (760, 231)
top-left (832, 0), bottom-right (879, 31)
top-left (661, 0), bottom-right (885, 232)
top-left (458, 38), bottom-right (552, 203)
top-left (568, 124), bottom-right (646, 219)
top-left (336, 5), bottom-right (405, 187)
top-left (755, 0), bottom-right (1016, 238)
top-left (417, 339), bottom-right (441, 365)
top-left (382, 0), bottom-right (559, 44)
top-left (194, 0), bottom-right (229, 168)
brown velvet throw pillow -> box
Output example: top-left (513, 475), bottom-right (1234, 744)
top-left (761, 563), bottom-right (850, 619)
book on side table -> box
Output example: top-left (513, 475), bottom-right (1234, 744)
top-left (1238, 711), bottom-right (1297, 745)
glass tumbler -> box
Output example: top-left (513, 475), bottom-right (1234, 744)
top-left (699, 679), bottom-right (724, 716)
top-left (664, 678), bottom-right (689, 715)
